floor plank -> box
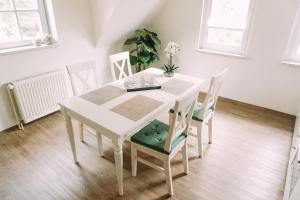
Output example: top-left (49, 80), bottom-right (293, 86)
top-left (0, 100), bottom-right (294, 200)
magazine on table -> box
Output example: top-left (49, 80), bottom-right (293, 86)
top-left (124, 75), bottom-right (161, 92)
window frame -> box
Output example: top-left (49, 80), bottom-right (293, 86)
top-left (0, 0), bottom-right (56, 51)
top-left (198, 0), bottom-right (257, 56)
top-left (283, 4), bottom-right (300, 64)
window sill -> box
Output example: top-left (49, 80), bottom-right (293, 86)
top-left (282, 60), bottom-right (300, 66)
top-left (0, 43), bottom-right (59, 56)
top-left (196, 48), bottom-right (247, 59)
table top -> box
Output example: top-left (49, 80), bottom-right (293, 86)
top-left (59, 68), bottom-right (204, 139)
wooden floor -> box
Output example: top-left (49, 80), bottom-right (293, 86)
top-left (0, 99), bottom-right (295, 200)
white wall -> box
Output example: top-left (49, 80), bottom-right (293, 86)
top-left (150, 0), bottom-right (300, 115)
top-left (91, 0), bottom-right (120, 46)
top-left (93, 0), bottom-right (166, 47)
top-left (0, 0), bottom-right (104, 131)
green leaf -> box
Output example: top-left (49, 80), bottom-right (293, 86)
top-left (129, 55), bottom-right (138, 65)
top-left (137, 52), bottom-right (151, 64)
top-left (144, 28), bottom-right (158, 36)
top-left (143, 36), bottom-right (156, 47)
top-left (151, 53), bottom-right (159, 62)
top-left (162, 64), bottom-right (179, 72)
top-left (142, 42), bottom-right (155, 53)
top-left (151, 50), bottom-right (159, 56)
top-left (143, 40), bottom-right (159, 55)
top-left (135, 29), bottom-right (146, 37)
top-left (124, 28), bottom-right (161, 70)
top-left (150, 34), bottom-right (161, 47)
top-left (138, 56), bottom-right (151, 64)
top-left (124, 37), bottom-right (139, 45)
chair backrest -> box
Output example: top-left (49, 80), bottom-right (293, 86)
top-left (199, 68), bottom-right (228, 119)
top-left (164, 87), bottom-right (199, 153)
top-left (109, 51), bottom-right (133, 81)
top-left (67, 61), bottom-right (98, 96)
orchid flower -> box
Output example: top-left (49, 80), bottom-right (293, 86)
top-left (164, 42), bottom-right (180, 65)
top-left (164, 42), bottom-right (180, 57)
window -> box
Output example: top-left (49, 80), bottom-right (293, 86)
top-left (198, 0), bottom-right (256, 56)
top-left (284, 5), bottom-right (300, 64)
top-left (0, 0), bottom-right (56, 50)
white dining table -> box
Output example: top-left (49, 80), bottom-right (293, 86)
top-left (59, 68), bottom-right (204, 195)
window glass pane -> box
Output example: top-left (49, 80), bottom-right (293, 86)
top-left (0, 12), bottom-right (21, 43)
top-left (0, 0), bottom-right (13, 10)
top-left (207, 28), bottom-right (243, 47)
top-left (14, 0), bottom-right (38, 10)
top-left (17, 12), bottom-right (43, 40)
top-left (284, 6), bottom-right (300, 61)
top-left (208, 0), bottom-right (250, 29)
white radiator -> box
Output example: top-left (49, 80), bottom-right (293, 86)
top-left (7, 69), bottom-right (69, 129)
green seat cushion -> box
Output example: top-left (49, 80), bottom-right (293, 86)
top-left (170, 102), bottom-right (214, 122)
top-left (131, 120), bottom-right (187, 154)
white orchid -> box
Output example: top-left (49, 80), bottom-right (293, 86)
top-left (164, 42), bottom-right (180, 65)
top-left (164, 42), bottom-right (180, 57)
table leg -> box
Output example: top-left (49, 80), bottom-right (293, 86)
top-left (64, 112), bottom-right (78, 163)
top-left (113, 143), bottom-right (123, 195)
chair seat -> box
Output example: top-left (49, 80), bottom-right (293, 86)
top-left (170, 102), bottom-right (214, 122)
top-left (131, 120), bottom-right (187, 154)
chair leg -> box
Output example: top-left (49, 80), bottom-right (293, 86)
top-left (182, 140), bottom-right (189, 174)
top-left (131, 143), bottom-right (137, 177)
top-left (79, 122), bottom-right (84, 142)
top-left (208, 118), bottom-right (213, 144)
top-left (96, 132), bottom-right (104, 157)
top-left (168, 112), bottom-right (173, 125)
top-left (197, 123), bottom-right (204, 158)
top-left (164, 158), bottom-right (173, 195)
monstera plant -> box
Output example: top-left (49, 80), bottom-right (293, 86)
top-left (124, 29), bottom-right (161, 72)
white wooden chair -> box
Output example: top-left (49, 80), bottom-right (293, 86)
top-left (109, 51), bottom-right (133, 81)
top-left (130, 87), bottom-right (199, 195)
top-left (67, 61), bottom-right (103, 156)
top-left (175, 69), bottom-right (228, 158)
top-left (67, 61), bottom-right (98, 96)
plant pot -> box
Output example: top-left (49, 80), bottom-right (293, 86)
top-left (164, 71), bottom-right (174, 77)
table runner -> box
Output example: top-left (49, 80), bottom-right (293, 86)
top-left (110, 95), bottom-right (163, 121)
top-left (81, 85), bottom-right (125, 106)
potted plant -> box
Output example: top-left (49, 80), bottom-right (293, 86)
top-left (162, 64), bottom-right (179, 77)
top-left (124, 29), bottom-right (161, 72)
top-left (163, 42), bottom-right (180, 77)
